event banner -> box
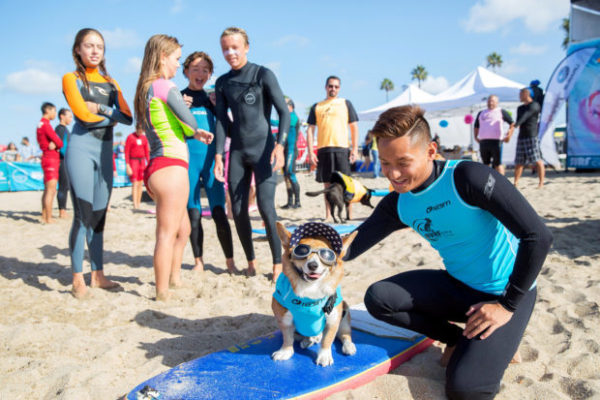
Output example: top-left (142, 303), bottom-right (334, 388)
top-left (0, 159), bottom-right (132, 192)
top-left (538, 47), bottom-right (596, 139)
top-left (567, 44), bottom-right (600, 168)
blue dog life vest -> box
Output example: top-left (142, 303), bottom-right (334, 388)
top-left (397, 160), bottom-right (520, 295)
top-left (273, 274), bottom-right (343, 337)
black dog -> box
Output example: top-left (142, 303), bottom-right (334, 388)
top-left (306, 172), bottom-right (374, 223)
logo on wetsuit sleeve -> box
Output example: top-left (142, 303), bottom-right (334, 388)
top-left (244, 92), bottom-right (256, 105)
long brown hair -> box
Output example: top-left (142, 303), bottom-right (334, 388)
top-left (71, 28), bottom-right (111, 89)
top-left (134, 34), bottom-right (181, 127)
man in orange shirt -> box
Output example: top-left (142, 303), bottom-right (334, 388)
top-left (307, 76), bottom-right (359, 220)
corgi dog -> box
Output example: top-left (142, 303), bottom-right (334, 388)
top-left (271, 221), bottom-right (357, 366)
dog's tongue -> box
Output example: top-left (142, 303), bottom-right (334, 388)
top-left (307, 273), bottom-right (321, 280)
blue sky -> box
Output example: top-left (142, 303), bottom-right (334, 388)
top-left (0, 0), bottom-right (569, 146)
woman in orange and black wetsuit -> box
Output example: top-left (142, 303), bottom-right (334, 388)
top-left (62, 28), bottom-right (133, 299)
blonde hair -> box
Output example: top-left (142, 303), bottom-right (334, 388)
top-left (220, 26), bottom-right (249, 46)
top-left (72, 28), bottom-right (111, 89)
top-left (134, 34), bottom-right (181, 127)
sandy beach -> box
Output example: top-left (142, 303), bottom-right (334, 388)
top-left (0, 168), bottom-right (599, 400)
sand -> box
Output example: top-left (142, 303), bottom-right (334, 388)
top-left (0, 169), bottom-right (598, 399)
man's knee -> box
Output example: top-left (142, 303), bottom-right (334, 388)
top-left (446, 369), bottom-right (499, 400)
top-left (364, 281), bottom-right (398, 318)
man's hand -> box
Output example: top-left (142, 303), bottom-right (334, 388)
top-left (214, 155), bottom-right (225, 183)
top-left (349, 148), bottom-right (358, 164)
top-left (271, 143), bottom-right (285, 172)
top-left (309, 151), bottom-right (318, 166)
top-left (194, 129), bottom-right (214, 144)
top-left (126, 165), bottom-right (133, 177)
top-left (463, 301), bottom-right (513, 340)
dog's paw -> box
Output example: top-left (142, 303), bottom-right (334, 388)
top-left (342, 340), bottom-right (357, 356)
top-left (300, 334), bottom-right (322, 349)
top-left (315, 348), bottom-right (334, 366)
top-left (271, 347), bottom-right (294, 361)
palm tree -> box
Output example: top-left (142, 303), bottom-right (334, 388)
top-left (380, 78), bottom-right (394, 101)
top-left (411, 65), bottom-right (428, 88)
top-left (486, 52), bottom-right (503, 71)
top-left (561, 18), bottom-right (570, 50)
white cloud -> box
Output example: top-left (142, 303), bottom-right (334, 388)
top-left (510, 42), bottom-right (548, 55)
top-left (421, 75), bottom-right (450, 94)
top-left (124, 57), bottom-right (142, 74)
top-left (102, 28), bottom-right (142, 49)
top-left (3, 68), bottom-right (61, 94)
top-left (273, 35), bottom-right (309, 47)
top-left (171, 0), bottom-right (183, 14)
top-left (463, 0), bottom-right (569, 34)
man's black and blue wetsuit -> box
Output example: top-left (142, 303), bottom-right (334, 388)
top-left (345, 160), bottom-right (552, 400)
top-left (181, 87), bottom-right (233, 261)
top-left (283, 110), bottom-right (301, 208)
top-left (215, 62), bottom-right (290, 264)
top-left (55, 123), bottom-right (70, 211)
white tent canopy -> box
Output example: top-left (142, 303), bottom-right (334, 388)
top-left (359, 84), bottom-right (436, 120)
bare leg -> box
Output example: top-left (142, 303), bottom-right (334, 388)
top-left (42, 179), bottom-right (57, 223)
top-left (170, 212), bottom-right (191, 288)
top-left (148, 166), bottom-right (190, 300)
top-left (273, 263), bottom-right (282, 282)
top-left (513, 165), bottom-right (524, 187)
top-left (192, 256), bottom-right (204, 272)
top-left (536, 160), bottom-right (545, 188)
top-left (496, 164), bottom-right (505, 176)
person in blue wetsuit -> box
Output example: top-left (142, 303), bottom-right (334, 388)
top-left (181, 51), bottom-right (237, 274)
top-left (213, 26), bottom-right (290, 280)
top-left (280, 97), bottom-right (302, 209)
top-left (55, 108), bottom-right (73, 219)
top-left (62, 28), bottom-right (133, 299)
top-left (345, 105), bottom-right (552, 400)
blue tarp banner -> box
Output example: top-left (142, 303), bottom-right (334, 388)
top-left (0, 159), bottom-right (132, 192)
top-left (567, 44), bottom-right (600, 169)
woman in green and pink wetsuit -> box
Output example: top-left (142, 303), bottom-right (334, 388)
top-left (134, 34), bottom-right (213, 301)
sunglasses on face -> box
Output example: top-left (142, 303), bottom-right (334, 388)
top-left (291, 244), bottom-right (337, 265)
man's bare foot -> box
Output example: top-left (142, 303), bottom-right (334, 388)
top-left (192, 258), bottom-right (204, 273)
top-left (246, 261), bottom-right (257, 277)
top-left (90, 274), bottom-right (121, 290)
top-left (272, 263), bottom-right (282, 282)
top-left (537, 183), bottom-right (544, 189)
top-left (59, 210), bottom-right (68, 218)
top-left (156, 290), bottom-right (171, 301)
top-left (169, 279), bottom-right (183, 289)
top-left (226, 258), bottom-right (239, 275)
top-left (440, 345), bottom-right (455, 367)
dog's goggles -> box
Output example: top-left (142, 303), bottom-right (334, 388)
top-left (291, 244), bottom-right (337, 265)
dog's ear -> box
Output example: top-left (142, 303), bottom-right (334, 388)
top-left (362, 191), bottom-right (375, 208)
top-left (339, 230), bottom-right (358, 259)
top-left (276, 222), bottom-right (292, 250)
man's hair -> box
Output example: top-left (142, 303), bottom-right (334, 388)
top-left (488, 94), bottom-right (498, 101)
top-left (371, 105), bottom-right (431, 146)
top-left (325, 75), bottom-right (341, 86)
top-left (22, 136), bottom-right (29, 142)
top-left (221, 26), bottom-right (249, 46)
top-left (41, 102), bottom-right (55, 114)
top-left (521, 87), bottom-right (533, 98)
top-left (58, 108), bottom-right (70, 118)
top-left (285, 96), bottom-right (295, 109)
top-left (183, 51), bottom-right (214, 74)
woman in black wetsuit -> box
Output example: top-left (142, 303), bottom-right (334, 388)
top-left (213, 26), bottom-right (290, 280)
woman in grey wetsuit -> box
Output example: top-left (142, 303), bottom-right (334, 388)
top-left (62, 28), bottom-right (133, 299)
top-left (213, 26), bottom-right (290, 280)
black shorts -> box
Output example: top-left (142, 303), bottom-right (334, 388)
top-left (316, 147), bottom-right (351, 183)
top-left (479, 139), bottom-right (502, 167)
